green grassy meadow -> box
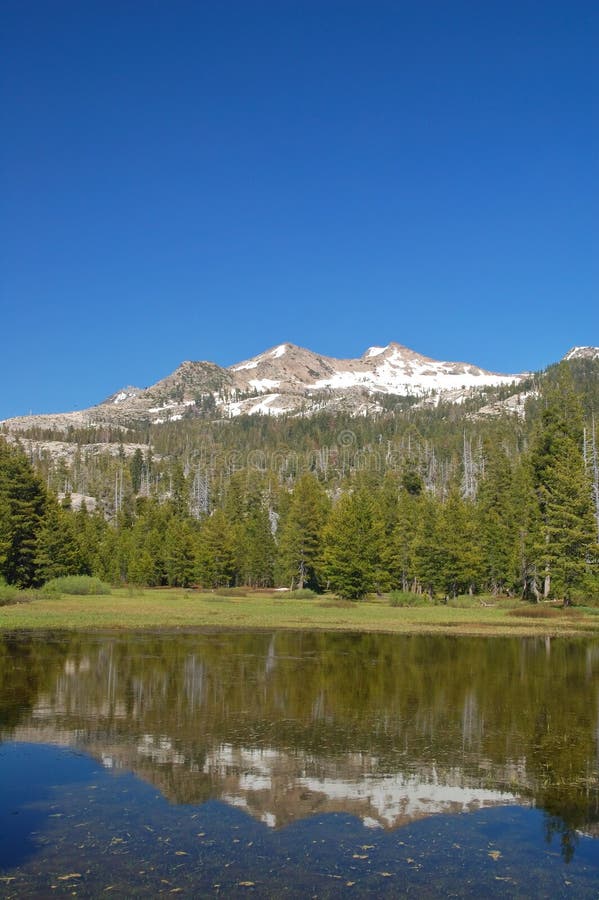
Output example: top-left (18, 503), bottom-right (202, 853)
top-left (1, 587), bottom-right (599, 637)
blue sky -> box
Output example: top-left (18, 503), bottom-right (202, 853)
top-left (1, 0), bottom-right (597, 418)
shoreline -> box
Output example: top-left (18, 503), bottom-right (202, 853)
top-left (2, 588), bottom-right (599, 638)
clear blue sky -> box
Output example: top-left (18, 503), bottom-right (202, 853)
top-left (1, 0), bottom-right (597, 418)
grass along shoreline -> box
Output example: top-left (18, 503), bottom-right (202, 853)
top-left (1, 587), bottom-right (599, 637)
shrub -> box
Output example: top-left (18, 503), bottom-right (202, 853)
top-left (389, 591), bottom-right (432, 608)
top-left (0, 582), bottom-right (19, 606)
top-left (41, 575), bottom-right (111, 596)
top-left (508, 605), bottom-right (582, 619)
top-left (0, 579), bottom-right (38, 606)
top-left (446, 595), bottom-right (480, 608)
top-left (495, 597), bottom-right (522, 609)
top-left (286, 588), bottom-right (317, 599)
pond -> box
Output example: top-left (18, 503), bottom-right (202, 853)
top-left (0, 630), bottom-right (598, 896)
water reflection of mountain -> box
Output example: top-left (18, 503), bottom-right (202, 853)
top-left (1, 631), bottom-right (598, 837)
top-left (9, 725), bottom-right (529, 830)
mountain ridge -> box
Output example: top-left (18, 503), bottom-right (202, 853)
top-left (1, 342), bottom-right (595, 432)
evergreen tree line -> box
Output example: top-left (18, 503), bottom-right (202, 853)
top-left (1, 367), bottom-right (598, 602)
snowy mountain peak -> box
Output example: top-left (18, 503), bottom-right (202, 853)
top-left (102, 386), bottom-right (142, 405)
top-left (362, 342), bottom-right (415, 361)
top-left (231, 343), bottom-right (299, 371)
top-left (270, 343), bottom-right (290, 358)
top-left (3, 339), bottom-right (580, 432)
top-left (364, 345), bottom-right (387, 359)
top-left (563, 346), bottom-right (599, 362)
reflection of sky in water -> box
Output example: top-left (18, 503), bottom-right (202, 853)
top-left (1, 742), bottom-right (599, 898)
top-left (1, 631), bottom-right (599, 892)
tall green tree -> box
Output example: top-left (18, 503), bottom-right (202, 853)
top-left (164, 518), bottom-right (196, 587)
top-left (529, 366), bottom-right (598, 601)
top-left (277, 474), bottom-right (330, 589)
top-left (236, 505), bottom-right (276, 587)
top-left (129, 448), bottom-right (144, 494)
top-left (477, 443), bottom-right (517, 594)
top-left (0, 440), bottom-right (48, 586)
top-left (386, 488), bottom-right (419, 591)
top-left (196, 510), bottom-right (236, 588)
top-left (437, 486), bottom-right (484, 597)
top-left (412, 494), bottom-right (445, 597)
top-left (543, 440), bottom-right (598, 603)
top-left (34, 500), bottom-right (83, 583)
top-left (321, 489), bottom-right (386, 599)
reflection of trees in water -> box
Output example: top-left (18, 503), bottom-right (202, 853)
top-left (1, 630), bottom-right (598, 857)
top-left (0, 632), bottom-right (69, 730)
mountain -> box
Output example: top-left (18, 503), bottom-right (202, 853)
top-left (563, 347), bottom-right (599, 362)
top-left (1, 341), bottom-right (532, 432)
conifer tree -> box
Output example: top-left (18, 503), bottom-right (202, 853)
top-left (129, 448), bottom-right (144, 494)
top-left (321, 489), bottom-right (386, 599)
top-left (0, 440), bottom-right (48, 586)
top-left (277, 474), bottom-right (329, 589)
top-left (511, 459), bottom-right (544, 599)
top-left (477, 443), bottom-right (517, 594)
top-left (127, 549), bottom-right (159, 586)
top-left (164, 518), bottom-right (196, 587)
top-left (412, 494), bottom-right (444, 597)
top-left (529, 366), bottom-right (598, 601)
top-left (437, 486), bottom-right (484, 597)
top-left (34, 500), bottom-right (83, 583)
top-left (544, 439), bottom-right (598, 603)
top-left (237, 505), bottom-right (276, 587)
top-left (0, 495), bottom-right (11, 577)
top-left (195, 510), bottom-right (236, 588)
top-left (74, 505), bottom-right (107, 577)
top-left (386, 489), bottom-right (419, 591)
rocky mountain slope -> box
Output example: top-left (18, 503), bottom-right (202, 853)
top-left (2, 341), bottom-right (537, 432)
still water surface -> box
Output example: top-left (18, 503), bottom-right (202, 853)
top-left (0, 630), bottom-right (598, 896)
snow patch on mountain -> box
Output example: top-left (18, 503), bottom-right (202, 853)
top-left (564, 346), bottom-right (599, 361)
top-left (248, 378), bottom-right (281, 392)
top-left (223, 393), bottom-right (287, 417)
top-left (0, 339), bottom-right (555, 432)
top-left (232, 359), bottom-right (259, 371)
top-left (105, 386), bottom-right (142, 405)
top-left (310, 352), bottom-right (520, 396)
top-left (232, 344), bottom-right (289, 372)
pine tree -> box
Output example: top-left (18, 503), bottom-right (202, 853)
top-left (127, 549), bottom-right (159, 586)
top-left (195, 510), bottom-right (236, 588)
top-left (277, 474), bottom-right (329, 589)
top-left (237, 506), bottom-right (276, 587)
top-left (0, 440), bottom-right (48, 586)
top-left (511, 459), bottom-right (544, 600)
top-left (164, 518), bottom-right (196, 587)
top-left (529, 366), bottom-right (598, 602)
top-left (477, 443), bottom-right (517, 594)
top-left (437, 486), bottom-right (484, 597)
top-left (544, 437), bottom-right (599, 603)
top-left (386, 488), bottom-right (419, 591)
top-left (412, 494), bottom-right (445, 597)
top-left (34, 500), bottom-right (83, 583)
top-left (129, 448), bottom-right (144, 494)
top-left (321, 489), bottom-right (386, 599)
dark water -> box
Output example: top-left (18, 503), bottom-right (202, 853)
top-left (0, 631), bottom-right (598, 897)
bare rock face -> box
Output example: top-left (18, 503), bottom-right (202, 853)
top-left (0, 340), bottom-right (537, 432)
top-left (563, 347), bottom-right (599, 362)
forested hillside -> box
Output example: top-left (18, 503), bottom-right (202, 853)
top-left (1, 360), bottom-right (598, 603)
